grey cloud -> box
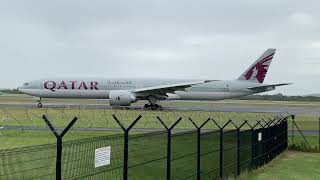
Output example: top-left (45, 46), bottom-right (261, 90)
top-left (0, 0), bottom-right (320, 95)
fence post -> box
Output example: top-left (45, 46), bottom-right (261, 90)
top-left (219, 128), bottom-right (223, 179)
top-left (196, 125), bottom-right (201, 180)
top-left (227, 120), bottom-right (240, 176)
top-left (236, 121), bottom-right (250, 176)
top-left (283, 116), bottom-right (289, 151)
top-left (157, 116), bottom-right (182, 180)
top-left (258, 121), bottom-right (267, 165)
top-left (211, 120), bottom-right (222, 178)
top-left (188, 117), bottom-right (200, 180)
top-left (42, 115), bottom-right (78, 180)
top-left (56, 137), bottom-right (62, 180)
top-left (112, 114), bottom-right (142, 180)
top-left (318, 117), bottom-right (320, 150)
top-left (188, 117), bottom-right (211, 180)
top-left (251, 121), bottom-right (261, 169)
top-left (123, 130), bottom-right (129, 180)
top-left (212, 119), bottom-right (232, 179)
top-left (291, 115), bottom-right (295, 146)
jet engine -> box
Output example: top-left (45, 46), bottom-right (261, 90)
top-left (109, 90), bottom-right (137, 106)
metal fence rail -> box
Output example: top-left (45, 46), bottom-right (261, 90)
top-left (0, 115), bottom-right (288, 180)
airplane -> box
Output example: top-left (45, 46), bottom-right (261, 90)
top-left (18, 49), bottom-right (291, 110)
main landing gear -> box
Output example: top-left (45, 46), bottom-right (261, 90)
top-left (143, 103), bottom-right (163, 110)
top-left (143, 96), bottom-right (163, 110)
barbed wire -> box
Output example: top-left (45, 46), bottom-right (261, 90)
top-left (0, 107), bottom-right (294, 136)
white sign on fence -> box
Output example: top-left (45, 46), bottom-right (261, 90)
top-left (258, 132), bottom-right (262, 142)
top-left (95, 146), bottom-right (111, 168)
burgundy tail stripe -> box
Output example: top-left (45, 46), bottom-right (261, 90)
top-left (260, 57), bottom-right (273, 63)
top-left (260, 53), bottom-right (275, 62)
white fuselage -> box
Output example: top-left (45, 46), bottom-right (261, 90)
top-left (18, 78), bottom-right (273, 101)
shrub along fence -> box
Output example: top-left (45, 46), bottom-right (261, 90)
top-left (0, 115), bottom-right (289, 180)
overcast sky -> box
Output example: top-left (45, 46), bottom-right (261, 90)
top-left (0, 0), bottom-right (319, 95)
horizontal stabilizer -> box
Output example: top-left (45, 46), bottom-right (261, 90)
top-left (248, 83), bottom-right (292, 90)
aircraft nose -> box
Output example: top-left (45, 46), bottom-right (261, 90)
top-left (18, 82), bottom-right (29, 91)
top-left (17, 84), bottom-right (25, 91)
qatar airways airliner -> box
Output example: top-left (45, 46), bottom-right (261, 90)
top-left (18, 49), bottom-right (291, 110)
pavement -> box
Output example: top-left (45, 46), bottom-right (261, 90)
top-left (0, 103), bottom-right (319, 115)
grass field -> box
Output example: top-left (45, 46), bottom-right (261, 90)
top-left (1, 128), bottom-right (318, 151)
top-left (241, 151), bottom-right (320, 180)
top-left (0, 107), bottom-right (316, 151)
top-left (0, 94), bottom-right (319, 128)
top-left (289, 136), bottom-right (320, 152)
top-left (0, 95), bottom-right (318, 179)
top-left (0, 126), bottom-right (263, 179)
top-left (0, 107), bottom-right (318, 130)
top-left (0, 108), bottom-right (288, 128)
top-left (0, 130), bottom-right (120, 149)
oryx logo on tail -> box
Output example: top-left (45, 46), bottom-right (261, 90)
top-left (238, 49), bottom-right (276, 83)
top-left (244, 53), bottom-right (274, 83)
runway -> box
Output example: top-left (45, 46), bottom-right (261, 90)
top-left (0, 103), bottom-right (320, 115)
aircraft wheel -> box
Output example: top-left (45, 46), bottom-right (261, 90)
top-left (38, 103), bottom-right (43, 108)
top-left (151, 105), bottom-right (157, 110)
top-left (144, 104), bottom-right (150, 109)
top-left (143, 103), bottom-right (163, 110)
top-left (151, 104), bottom-right (163, 110)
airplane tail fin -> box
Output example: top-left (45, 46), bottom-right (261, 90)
top-left (238, 49), bottom-right (276, 83)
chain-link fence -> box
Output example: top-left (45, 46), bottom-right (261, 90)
top-left (0, 114), bottom-right (288, 180)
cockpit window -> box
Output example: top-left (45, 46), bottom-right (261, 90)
top-left (23, 83), bottom-right (29, 86)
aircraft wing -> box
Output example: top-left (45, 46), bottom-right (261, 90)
top-left (133, 80), bottom-right (217, 97)
top-left (248, 83), bottom-right (292, 90)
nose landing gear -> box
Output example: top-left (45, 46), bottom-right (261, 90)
top-left (38, 102), bottom-right (43, 108)
top-left (36, 97), bottom-right (43, 108)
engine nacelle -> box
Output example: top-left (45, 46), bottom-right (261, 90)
top-left (109, 90), bottom-right (137, 106)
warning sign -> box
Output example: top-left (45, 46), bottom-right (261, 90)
top-left (258, 132), bottom-right (262, 142)
top-left (95, 146), bottom-right (111, 168)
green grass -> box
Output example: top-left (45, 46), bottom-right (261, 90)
top-left (0, 95), bottom-right (319, 130)
top-left (0, 130), bottom-right (119, 150)
top-left (289, 136), bottom-right (320, 152)
top-left (0, 107), bottom-right (318, 130)
top-left (0, 97), bottom-right (318, 178)
top-left (0, 107), bottom-right (318, 151)
top-left (0, 129), bottom-right (246, 179)
top-left (1, 128), bottom-right (318, 153)
top-left (290, 116), bottom-right (320, 130)
top-left (240, 151), bottom-right (320, 180)
top-left (0, 108), bottom-right (275, 128)
top-left (0, 118), bottom-right (288, 179)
